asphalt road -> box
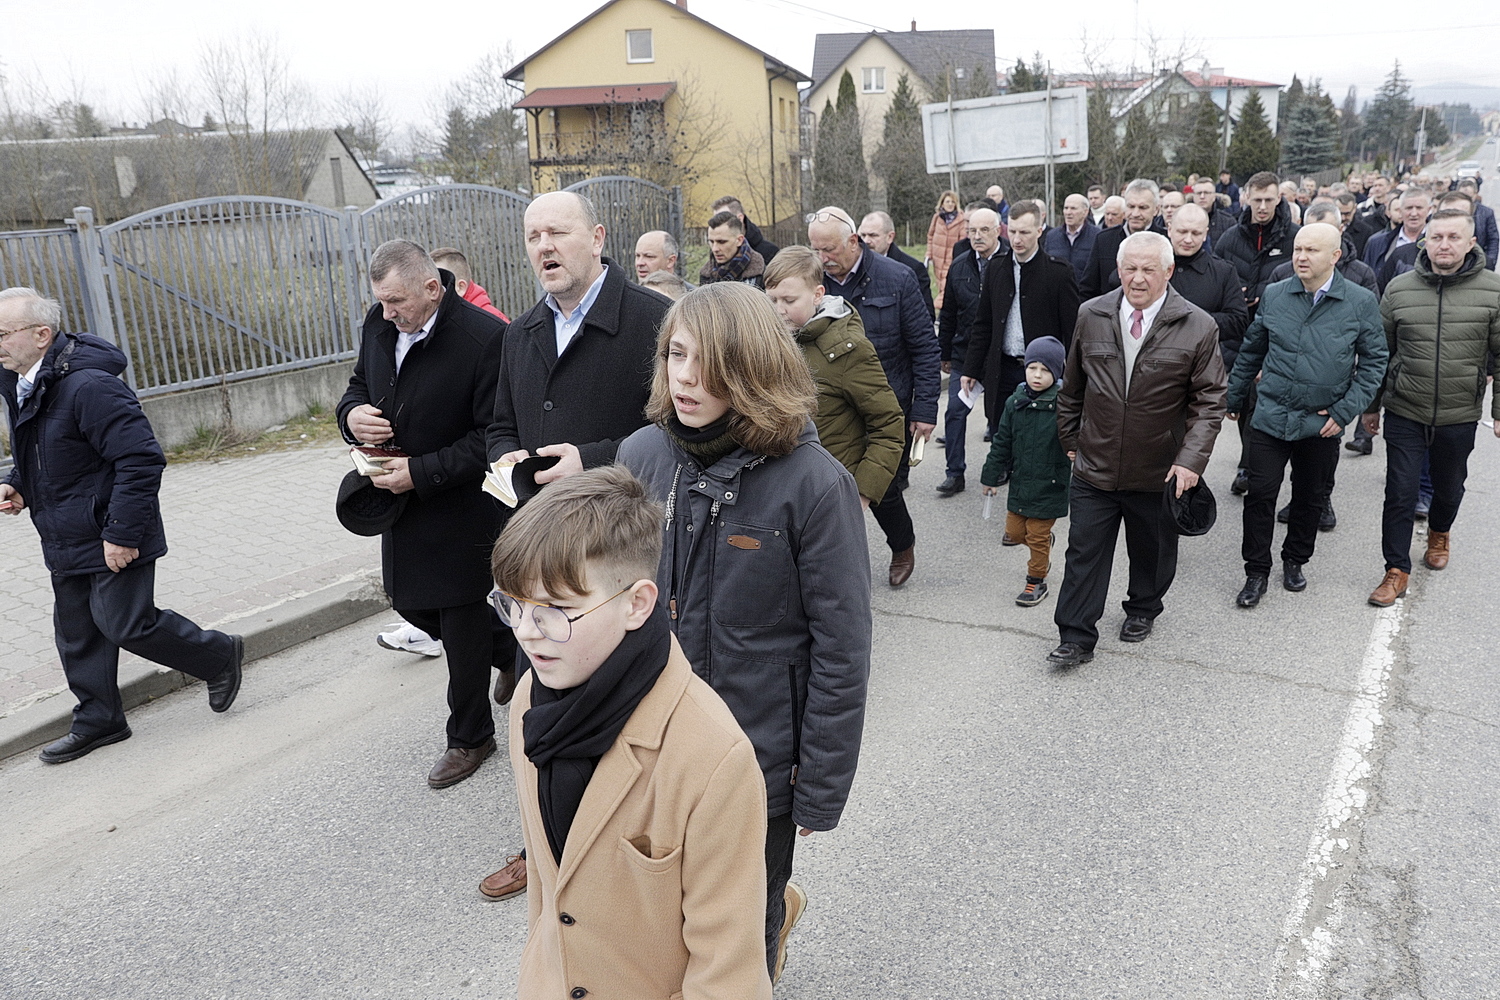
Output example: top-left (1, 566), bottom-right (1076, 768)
top-left (3, 408), bottom-right (1498, 1000)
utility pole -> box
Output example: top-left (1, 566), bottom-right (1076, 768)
top-left (946, 66), bottom-right (959, 195)
top-left (1044, 63), bottom-right (1056, 221)
top-left (1414, 106), bottom-right (1427, 167)
top-left (1218, 85), bottom-right (1233, 175)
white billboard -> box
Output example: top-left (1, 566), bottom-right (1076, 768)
top-left (923, 88), bottom-right (1090, 174)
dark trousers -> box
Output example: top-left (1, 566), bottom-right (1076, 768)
top-left (943, 367), bottom-right (971, 477)
top-left (52, 561), bottom-right (235, 737)
top-left (871, 422), bottom-right (916, 552)
top-left (394, 599), bottom-right (512, 749)
top-left (987, 354), bottom-right (1026, 435)
top-left (1381, 413), bottom-right (1477, 572)
top-left (1054, 478), bottom-right (1180, 650)
top-left (1236, 383), bottom-right (1259, 468)
top-left (1242, 429), bottom-right (1340, 577)
top-left (763, 812), bottom-right (799, 976)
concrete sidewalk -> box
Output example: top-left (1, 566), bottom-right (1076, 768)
top-left (0, 443), bottom-right (387, 759)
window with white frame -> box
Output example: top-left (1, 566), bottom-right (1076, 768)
top-left (862, 66), bottom-right (885, 93)
top-left (626, 29), bottom-right (653, 63)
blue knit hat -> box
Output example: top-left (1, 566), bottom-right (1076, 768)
top-left (1024, 336), bottom-right (1066, 386)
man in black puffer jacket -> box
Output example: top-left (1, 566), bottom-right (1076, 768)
top-left (1, 287), bottom-right (244, 765)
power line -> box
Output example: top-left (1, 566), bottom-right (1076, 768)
top-left (733, 0), bottom-right (895, 33)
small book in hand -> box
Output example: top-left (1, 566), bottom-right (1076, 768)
top-left (482, 454), bottom-right (561, 508)
top-left (350, 445), bottom-right (408, 477)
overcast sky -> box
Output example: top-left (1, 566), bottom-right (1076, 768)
top-left (4, 0), bottom-right (1498, 135)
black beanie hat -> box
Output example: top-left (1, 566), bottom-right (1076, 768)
top-left (1024, 336), bottom-right (1066, 386)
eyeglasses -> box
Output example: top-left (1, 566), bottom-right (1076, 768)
top-left (808, 211), bottom-right (854, 234)
top-left (0, 323), bottom-right (39, 340)
top-left (489, 585), bottom-right (634, 643)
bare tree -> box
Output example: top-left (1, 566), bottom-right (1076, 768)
top-left (332, 83), bottom-right (392, 168)
top-left (198, 32), bottom-right (322, 197)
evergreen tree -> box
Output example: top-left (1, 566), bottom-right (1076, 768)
top-left (1282, 102), bottom-right (1340, 175)
top-left (1120, 105), bottom-right (1167, 181)
top-left (1278, 75), bottom-right (1304, 135)
top-left (1226, 89), bottom-right (1279, 180)
top-left (1363, 62), bottom-right (1413, 161)
top-left (875, 73), bottom-right (934, 230)
top-left (813, 72), bottom-right (871, 218)
top-left (1008, 56), bottom-right (1047, 94)
top-left (1179, 97), bottom-right (1225, 177)
top-left (202, 112), bottom-right (219, 132)
top-left (1340, 86), bottom-right (1361, 160)
top-left (70, 103), bottom-right (107, 138)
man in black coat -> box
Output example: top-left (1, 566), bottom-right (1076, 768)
top-left (1192, 180), bottom-right (1237, 244)
top-left (338, 240), bottom-right (506, 790)
top-left (712, 195), bottom-right (780, 263)
top-left (859, 210), bottom-right (934, 322)
top-left (1212, 171), bottom-right (1300, 494)
top-left (480, 189), bottom-right (670, 903)
top-left (1, 288), bottom-right (243, 764)
top-left (937, 207), bottom-right (1004, 496)
top-left (1168, 205), bottom-right (1250, 372)
top-left (960, 200), bottom-right (1081, 442)
top-left (1080, 179), bottom-right (1168, 299)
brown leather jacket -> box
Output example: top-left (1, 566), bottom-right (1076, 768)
top-left (1058, 287), bottom-right (1228, 493)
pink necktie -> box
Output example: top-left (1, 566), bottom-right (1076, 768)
top-left (1130, 309), bottom-right (1144, 340)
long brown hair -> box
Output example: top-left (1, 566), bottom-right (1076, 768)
top-left (645, 283), bottom-right (815, 458)
top-left (935, 190), bottom-right (960, 213)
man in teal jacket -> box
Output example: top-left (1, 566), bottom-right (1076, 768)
top-left (1226, 223), bottom-right (1388, 607)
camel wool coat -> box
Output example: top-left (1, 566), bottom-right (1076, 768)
top-left (509, 637), bottom-right (772, 1000)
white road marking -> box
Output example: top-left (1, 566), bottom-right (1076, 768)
top-left (1268, 600), bottom-right (1407, 998)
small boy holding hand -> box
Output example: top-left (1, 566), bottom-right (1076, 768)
top-left (491, 465), bottom-right (771, 1000)
top-left (763, 245), bottom-right (906, 508)
top-left (981, 336), bottom-right (1072, 607)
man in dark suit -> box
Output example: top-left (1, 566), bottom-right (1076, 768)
top-left (1080, 178), bottom-right (1167, 299)
top-left (937, 207), bottom-right (1004, 496)
top-left (960, 199), bottom-right (1081, 443)
top-left (480, 189), bottom-right (670, 903)
top-left (337, 240), bottom-right (506, 790)
top-left (1043, 193), bottom-right (1099, 281)
top-left (859, 210), bottom-right (934, 322)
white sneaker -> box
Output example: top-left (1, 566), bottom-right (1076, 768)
top-left (376, 622), bottom-right (443, 657)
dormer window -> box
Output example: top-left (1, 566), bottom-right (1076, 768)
top-left (627, 29), bottom-right (654, 63)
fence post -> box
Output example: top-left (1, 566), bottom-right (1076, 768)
top-left (71, 207), bottom-right (117, 347)
top-left (340, 206), bottom-right (367, 350)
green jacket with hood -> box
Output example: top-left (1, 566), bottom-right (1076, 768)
top-left (1376, 246), bottom-right (1500, 427)
top-left (794, 296), bottom-right (906, 502)
top-left (980, 382), bottom-right (1071, 519)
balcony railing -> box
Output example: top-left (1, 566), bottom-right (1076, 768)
top-left (531, 129), bottom-right (672, 167)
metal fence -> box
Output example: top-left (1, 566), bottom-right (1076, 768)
top-left (0, 179), bottom-right (683, 466)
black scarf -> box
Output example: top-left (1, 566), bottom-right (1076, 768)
top-left (522, 605), bottom-right (671, 864)
top-left (664, 413), bottom-right (739, 467)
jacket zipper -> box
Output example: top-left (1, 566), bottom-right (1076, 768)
top-left (1432, 280), bottom-right (1444, 426)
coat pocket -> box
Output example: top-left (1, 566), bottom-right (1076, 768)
top-left (618, 835), bottom-right (684, 874)
top-left (710, 522), bottom-right (791, 627)
top-left (48, 495), bottom-right (103, 542)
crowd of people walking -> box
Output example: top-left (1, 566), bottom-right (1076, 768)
top-left (4, 155), bottom-right (1498, 997)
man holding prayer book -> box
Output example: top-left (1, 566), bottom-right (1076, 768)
top-left (336, 239), bottom-right (508, 790)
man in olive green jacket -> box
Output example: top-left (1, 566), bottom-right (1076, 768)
top-left (1226, 223), bottom-right (1387, 607)
top-left (1366, 210), bottom-right (1500, 606)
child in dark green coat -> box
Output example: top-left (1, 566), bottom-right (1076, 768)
top-left (980, 336), bottom-right (1071, 606)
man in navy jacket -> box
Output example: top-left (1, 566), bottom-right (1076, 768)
top-left (1, 287), bottom-right (242, 764)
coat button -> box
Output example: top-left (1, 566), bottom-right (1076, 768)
top-left (570, 990), bottom-right (588, 999)
top-left (543, 400), bottom-right (554, 411)
top-left (724, 491), bottom-right (734, 500)
top-left (697, 481), bottom-right (706, 489)
top-left (431, 474), bottom-right (441, 483)
top-left (559, 913), bottom-right (575, 925)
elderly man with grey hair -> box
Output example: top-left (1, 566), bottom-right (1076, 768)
top-left (634, 230), bottom-right (684, 284)
top-left (1049, 231), bottom-right (1227, 667)
top-left (1, 287), bottom-right (244, 764)
top-left (337, 238), bottom-right (508, 790)
top-left (859, 210), bottom-right (935, 320)
top-left (1080, 178), bottom-right (1166, 299)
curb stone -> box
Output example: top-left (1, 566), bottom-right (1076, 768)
top-left (0, 571), bottom-right (389, 762)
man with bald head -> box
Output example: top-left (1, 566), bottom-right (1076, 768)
top-left (1224, 223), bottom-right (1386, 607)
top-left (1167, 203), bottom-right (1248, 372)
top-left (859, 210), bottom-right (934, 320)
top-left (1044, 193), bottom-right (1099, 280)
top-left (634, 230), bottom-right (685, 285)
top-left (811, 205), bottom-right (940, 585)
top-left (479, 190), bottom-right (669, 901)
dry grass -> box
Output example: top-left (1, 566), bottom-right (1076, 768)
top-left (166, 403), bottom-right (344, 464)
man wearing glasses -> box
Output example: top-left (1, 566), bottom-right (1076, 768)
top-left (0, 287), bottom-right (244, 764)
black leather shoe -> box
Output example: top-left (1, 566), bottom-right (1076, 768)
top-left (1119, 616), bottom-right (1153, 642)
top-left (1318, 501), bottom-right (1337, 532)
top-left (208, 635), bottom-right (244, 713)
top-left (1236, 575), bottom-right (1269, 608)
top-left (1277, 503), bottom-right (1290, 524)
top-left (39, 726), bottom-right (132, 764)
top-left (1231, 469), bottom-right (1250, 495)
top-left (983, 430), bottom-right (994, 443)
top-left (1283, 562), bottom-right (1307, 592)
top-left (1344, 437), bottom-right (1372, 455)
top-left (935, 435), bottom-right (946, 445)
top-left (1046, 642), bottom-right (1094, 668)
top-left (936, 475), bottom-right (965, 496)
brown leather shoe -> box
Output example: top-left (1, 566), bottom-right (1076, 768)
top-left (493, 667), bottom-right (517, 706)
top-left (1424, 530), bottom-right (1450, 570)
top-left (1368, 568), bottom-right (1410, 607)
top-left (1000, 532), bottom-right (1022, 546)
top-left (479, 854), bottom-right (528, 901)
top-left (888, 545), bottom-right (915, 587)
top-left (427, 737), bottom-right (495, 788)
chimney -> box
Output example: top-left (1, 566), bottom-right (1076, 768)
top-left (676, 0), bottom-right (687, 7)
top-left (911, 20), bottom-right (917, 31)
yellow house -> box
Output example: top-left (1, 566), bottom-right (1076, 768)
top-left (505, 0), bottom-right (809, 228)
